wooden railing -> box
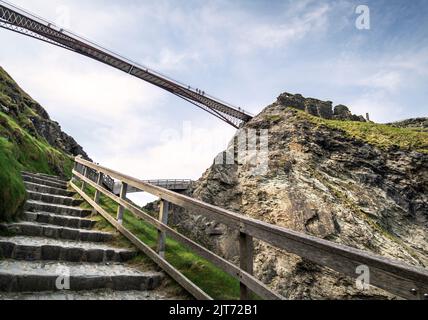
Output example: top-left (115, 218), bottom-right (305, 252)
top-left (71, 156), bottom-right (428, 300)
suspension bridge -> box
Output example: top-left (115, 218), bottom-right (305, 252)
top-left (0, 0), bottom-right (253, 128)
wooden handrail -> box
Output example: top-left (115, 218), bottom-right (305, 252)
top-left (70, 180), bottom-right (213, 300)
top-left (72, 156), bottom-right (428, 300)
top-left (72, 170), bottom-right (282, 300)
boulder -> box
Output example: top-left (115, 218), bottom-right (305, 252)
top-left (333, 104), bottom-right (352, 120)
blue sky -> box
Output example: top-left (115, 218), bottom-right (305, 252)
top-left (0, 0), bottom-right (427, 203)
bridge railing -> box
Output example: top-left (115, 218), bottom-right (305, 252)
top-left (143, 179), bottom-right (193, 190)
top-left (71, 156), bottom-right (428, 300)
top-left (74, 163), bottom-right (193, 194)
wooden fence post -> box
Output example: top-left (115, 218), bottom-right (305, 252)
top-left (239, 230), bottom-right (254, 300)
top-left (92, 172), bottom-right (104, 215)
top-left (71, 161), bottom-right (78, 183)
top-left (81, 166), bottom-right (88, 191)
top-left (116, 182), bottom-right (128, 224)
top-left (157, 199), bottom-right (169, 258)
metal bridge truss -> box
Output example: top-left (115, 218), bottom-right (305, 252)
top-left (0, 1), bottom-right (253, 128)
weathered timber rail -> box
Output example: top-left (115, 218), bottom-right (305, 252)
top-left (71, 156), bottom-right (428, 300)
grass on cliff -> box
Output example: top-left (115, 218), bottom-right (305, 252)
top-left (77, 183), bottom-right (242, 300)
top-left (293, 108), bottom-right (428, 153)
top-left (0, 111), bottom-right (73, 221)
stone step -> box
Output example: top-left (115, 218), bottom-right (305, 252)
top-left (1, 222), bottom-right (114, 242)
top-left (25, 212), bottom-right (96, 230)
top-left (22, 171), bottom-right (69, 184)
top-left (0, 260), bottom-right (163, 292)
top-left (22, 175), bottom-right (68, 190)
top-left (27, 191), bottom-right (83, 207)
top-left (0, 236), bottom-right (136, 263)
top-left (25, 200), bottom-right (92, 218)
top-left (0, 289), bottom-right (170, 300)
top-left (22, 171), bottom-right (65, 179)
top-left (25, 181), bottom-right (75, 197)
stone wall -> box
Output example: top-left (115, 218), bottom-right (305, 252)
top-left (276, 92), bottom-right (366, 121)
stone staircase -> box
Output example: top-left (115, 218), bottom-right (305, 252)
top-left (0, 172), bottom-right (168, 300)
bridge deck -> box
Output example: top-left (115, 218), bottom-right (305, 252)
top-left (113, 180), bottom-right (193, 194)
top-left (76, 163), bottom-right (192, 194)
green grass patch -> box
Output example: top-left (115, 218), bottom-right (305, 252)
top-left (0, 137), bottom-right (27, 221)
top-left (265, 114), bottom-right (283, 123)
top-left (0, 111), bottom-right (73, 221)
top-left (293, 108), bottom-right (428, 153)
top-left (1, 66), bottom-right (75, 220)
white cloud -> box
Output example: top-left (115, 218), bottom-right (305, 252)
top-left (387, 49), bottom-right (428, 77)
top-left (27, 68), bottom-right (161, 118)
top-left (358, 71), bottom-right (402, 92)
top-left (246, 3), bottom-right (328, 49)
top-left (347, 91), bottom-right (404, 123)
top-left (104, 120), bottom-right (235, 180)
top-left (118, 0), bottom-right (332, 62)
top-left (8, 0), bottom-right (136, 41)
top-left (242, 4), bottom-right (329, 52)
top-left (228, 3), bottom-right (330, 54)
top-left (146, 48), bottom-right (201, 72)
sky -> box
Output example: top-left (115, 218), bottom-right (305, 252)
top-left (1, 0), bottom-right (427, 203)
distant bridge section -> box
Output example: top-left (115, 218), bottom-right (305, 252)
top-left (111, 179), bottom-right (193, 195)
top-left (0, 0), bottom-right (253, 128)
top-left (75, 163), bottom-right (192, 195)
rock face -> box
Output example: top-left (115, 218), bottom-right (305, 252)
top-left (0, 66), bottom-right (89, 159)
top-left (164, 93), bottom-right (428, 299)
top-left (277, 92), bottom-right (367, 122)
top-left (28, 116), bottom-right (88, 158)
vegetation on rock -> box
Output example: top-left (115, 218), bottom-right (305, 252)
top-left (0, 67), bottom-right (84, 221)
top-left (294, 108), bottom-right (428, 153)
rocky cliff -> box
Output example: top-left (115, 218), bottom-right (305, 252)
top-left (163, 92), bottom-right (428, 299)
top-left (0, 66), bottom-right (89, 159)
top-left (0, 66), bottom-right (89, 220)
top-left (277, 92), bottom-right (367, 122)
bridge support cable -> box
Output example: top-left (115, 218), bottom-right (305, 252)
top-left (0, 1), bottom-right (253, 128)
